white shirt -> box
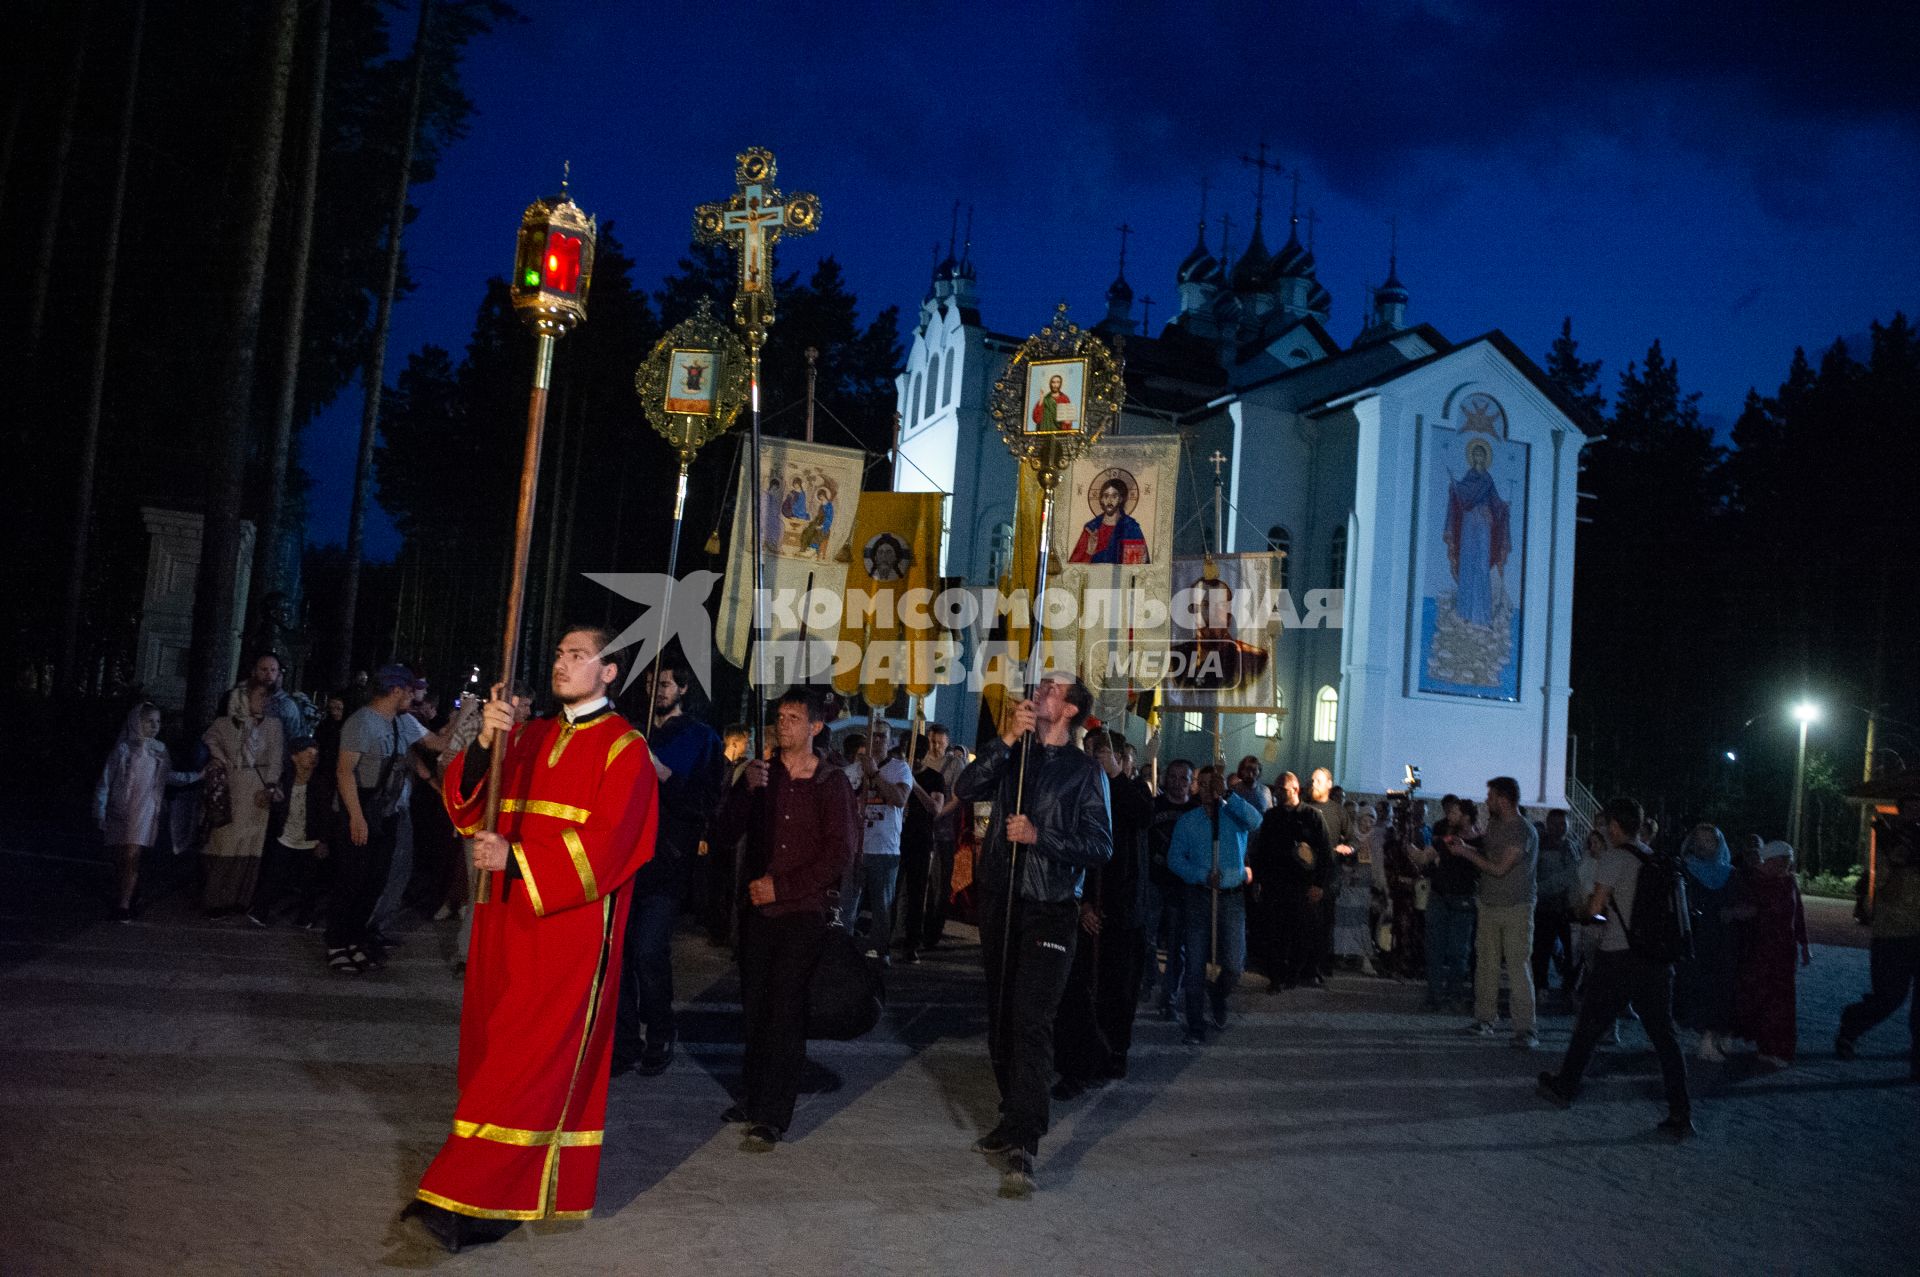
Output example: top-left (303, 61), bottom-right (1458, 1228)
top-left (563, 696), bottom-right (610, 723)
top-left (843, 757), bottom-right (914, 857)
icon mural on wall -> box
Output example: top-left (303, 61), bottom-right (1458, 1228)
top-left (1415, 392), bottom-right (1527, 700)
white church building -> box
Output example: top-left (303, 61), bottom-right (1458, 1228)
top-left (892, 207), bottom-right (1594, 807)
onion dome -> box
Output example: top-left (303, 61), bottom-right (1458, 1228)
top-left (1230, 219), bottom-right (1272, 291)
top-left (1178, 224), bottom-right (1221, 284)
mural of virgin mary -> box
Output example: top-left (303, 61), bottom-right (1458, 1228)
top-left (1443, 437), bottom-right (1511, 629)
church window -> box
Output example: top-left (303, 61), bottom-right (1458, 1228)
top-left (1254, 712), bottom-right (1280, 738)
top-left (942, 347), bottom-right (957, 405)
top-left (1181, 712), bottom-right (1203, 735)
top-left (1266, 525), bottom-right (1291, 591)
top-left (908, 373), bottom-right (922, 427)
top-left (924, 355), bottom-right (940, 418)
top-left (1330, 526), bottom-right (1348, 585)
top-left (988, 521), bottom-right (1014, 585)
top-left (1312, 686), bottom-right (1338, 742)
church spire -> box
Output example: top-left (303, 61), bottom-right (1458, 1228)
top-left (1361, 217), bottom-right (1408, 339)
top-left (1097, 221), bottom-right (1136, 337)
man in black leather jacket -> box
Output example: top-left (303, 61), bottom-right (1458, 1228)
top-left (956, 671), bottom-right (1112, 1193)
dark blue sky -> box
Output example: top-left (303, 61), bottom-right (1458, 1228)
top-left (303, 0), bottom-right (1920, 558)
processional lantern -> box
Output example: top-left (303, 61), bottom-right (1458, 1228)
top-left (511, 170), bottom-right (597, 335)
top-left (475, 168), bottom-right (596, 877)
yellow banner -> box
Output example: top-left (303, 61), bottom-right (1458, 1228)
top-left (832, 491), bottom-right (945, 705)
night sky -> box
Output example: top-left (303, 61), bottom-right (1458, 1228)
top-left (303, 0), bottom-right (1920, 559)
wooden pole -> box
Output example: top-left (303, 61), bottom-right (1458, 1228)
top-left (483, 331), bottom-right (556, 849)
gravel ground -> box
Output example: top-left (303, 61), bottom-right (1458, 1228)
top-left (1, 834), bottom-right (1913, 1276)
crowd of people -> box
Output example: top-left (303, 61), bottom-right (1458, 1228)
top-left (87, 635), bottom-right (1920, 1249)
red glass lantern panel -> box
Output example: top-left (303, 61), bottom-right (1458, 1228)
top-left (543, 232), bottom-right (583, 295)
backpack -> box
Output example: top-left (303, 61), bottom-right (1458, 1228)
top-left (1622, 845), bottom-right (1693, 965)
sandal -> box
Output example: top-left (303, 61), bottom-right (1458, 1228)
top-left (327, 948), bottom-right (363, 975)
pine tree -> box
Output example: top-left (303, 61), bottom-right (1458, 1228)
top-left (1544, 317), bottom-right (1606, 419)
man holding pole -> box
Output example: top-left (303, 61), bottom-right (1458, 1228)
top-left (956, 671), bottom-right (1111, 1194)
top-left (1167, 765), bottom-right (1261, 1044)
top-left (404, 626), bottom-right (659, 1251)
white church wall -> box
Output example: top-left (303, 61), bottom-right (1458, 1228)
top-left (1337, 344), bottom-right (1577, 806)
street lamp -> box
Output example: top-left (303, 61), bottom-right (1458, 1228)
top-left (1788, 699), bottom-right (1821, 852)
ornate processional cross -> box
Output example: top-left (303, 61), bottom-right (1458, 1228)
top-left (693, 147), bottom-right (821, 336)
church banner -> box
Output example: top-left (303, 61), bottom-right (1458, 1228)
top-left (1047, 435), bottom-right (1180, 723)
top-left (1161, 552), bottom-right (1282, 713)
top-left (831, 491), bottom-right (948, 707)
top-left (1414, 392), bottom-right (1527, 701)
top-left (715, 438), bottom-right (866, 680)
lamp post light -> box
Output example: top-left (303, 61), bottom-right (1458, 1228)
top-left (1788, 699), bottom-right (1821, 853)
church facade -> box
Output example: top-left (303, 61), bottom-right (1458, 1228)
top-left (892, 210), bottom-right (1592, 806)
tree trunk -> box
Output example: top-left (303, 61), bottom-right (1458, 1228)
top-left (23, 1), bottom-right (93, 367)
top-left (183, 0), bottom-right (300, 728)
top-left (336, 0), bottom-right (433, 686)
top-left (57, 0), bottom-right (145, 690)
top-left (256, 0), bottom-right (331, 603)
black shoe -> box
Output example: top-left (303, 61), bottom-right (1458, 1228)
top-left (898, 946), bottom-right (919, 965)
top-left (327, 948), bottom-right (364, 976)
top-left (1536, 1072), bottom-right (1574, 1109)
top-left (972, 1127), bottom-right (1017, 1155)
top-left (108, 905), bottom-right (133, 923)
top-left (742, 1123), bottom-right (779, 1151)
top-left (720, 1103), bottom-right (750, 1123)
top-left (638, 1031), bottom-right (676, 1076)
top-left (1050, 1077), bottom-right (1086, 1102)
top-left (1181, 1029), bottom-right (1205, 1047)
top-left (999, 1150), bottom-right (1035, 1198)
top-left (401, 1200), bottom-right (519, 1254)
top-left (1834, 1035), bottom-right (1857, 1061)
top-left (1656, 1114), bottom-right (1697, 1141)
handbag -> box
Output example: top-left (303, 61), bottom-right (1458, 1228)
top-left (202, 758), bottom-right (233, 831)
top-left (1413, 878), bottom-right (1431, 911)
top-left (807, 924), bottom-right (885, 1041)
top-left (1376, 919), bottom-right (1396, 953)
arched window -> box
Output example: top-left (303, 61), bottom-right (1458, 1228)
top-left (908, 372), bottom-right (922, 427)
top-left (1312, 685), bottom-right (1339, 742)
top-left (924, 353), bottom-right (940, 418)
top-left (988, 521), bottom-right (1014, 586)
top-left (942, 347), bottom-right (958, 405)
top-left (1266, 525), bottom-right (1291, 591)
top-left (1330, 525), bottom-right (1348, 586)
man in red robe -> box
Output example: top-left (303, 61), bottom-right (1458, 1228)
top-left (404, 625), bottom-right (659, 1252)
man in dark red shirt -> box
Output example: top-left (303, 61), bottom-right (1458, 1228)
top-left (713, 687), bottom-right (859, 1148)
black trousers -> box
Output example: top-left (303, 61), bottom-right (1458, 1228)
top-left (1533, 901), bottom-right (1575, 994)
top-left (325, 794), bottom-right (395, 951)
top-left (1053, 918), bottom-right (1109, 1083)
top-left (979, 893), bottom-right (1078, 1149)
top-left (738, 908), bottom-right (829, 1132)
top-left (1838, 935), bottom-right (1920, 1062)
top-left (1281, 884), bottom-right (1324, 984)
top-left (897, 834), bottom-right (935, 952)
top-left (1555, 949), bottom-right (1690, 1116)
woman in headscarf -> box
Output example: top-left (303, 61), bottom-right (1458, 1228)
top-left (201, 684), bottom-right (286, 919)
top-left (1734, 839), bottom-right (1812, 1067)
top-left (1674, 823), bottom-right (1738, 1061)
top-left (94, 703), bottom-right (200, 921)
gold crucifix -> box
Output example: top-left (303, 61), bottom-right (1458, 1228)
top-left (693, 147), bottom-right (821, 336)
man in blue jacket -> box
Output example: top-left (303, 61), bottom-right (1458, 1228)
top-left (1169, 765), bottom-right (1262, 1044)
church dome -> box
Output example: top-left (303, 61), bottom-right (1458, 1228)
top-left (1230, 222), bottom-right (1272, 292)
top-left (1107, 272), bottom-right (1134, 304)
top-left (1177, 228), bottom-right (1220, 284)
top-left (1375, 262), bottom-right (1407, 303)
top-left (933, 253), bottom-right (959, 282)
